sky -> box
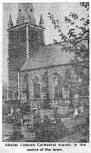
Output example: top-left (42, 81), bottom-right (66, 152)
top-left (3, 3), bottom-right (87, 85)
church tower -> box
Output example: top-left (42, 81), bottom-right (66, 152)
top-left (8, 3), bottom-right (45, 99)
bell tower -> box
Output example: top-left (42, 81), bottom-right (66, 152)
top-left (8, 3), bottom-right (45, 99)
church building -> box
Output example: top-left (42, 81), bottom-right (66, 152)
top-left (8, 3), bottom-right (85, 114)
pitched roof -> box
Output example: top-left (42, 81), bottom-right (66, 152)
top-left (20, 44), bottom-right (74, 71)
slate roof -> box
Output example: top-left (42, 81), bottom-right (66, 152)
top-left (20, 44), bottom-right (74, 71)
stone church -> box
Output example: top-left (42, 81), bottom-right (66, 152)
top-left (8, 3), bottom-right (85, 114)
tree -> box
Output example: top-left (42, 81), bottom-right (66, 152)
top-left (48, 2), bottom-right (89, 62)
top-left (48, 2), bottom-right (89, 110)
top-left (48, 2), bottom-right (89, 84)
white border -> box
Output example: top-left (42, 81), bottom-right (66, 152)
top-left (0, 0), bottom-right (91, 153)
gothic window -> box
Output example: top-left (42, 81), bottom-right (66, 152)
top-left (22, 73), bottom-right (29, 101)
top-left (22, 74), bottom-right (28, 92)
top-left (33, 76), bottom-right (40, 99)
top-left (42, 71), bottom-right (49, 97)
top-left (62, 68), bottom-right (72, 91)
top-left (52, 73), bottom-right (63, 99)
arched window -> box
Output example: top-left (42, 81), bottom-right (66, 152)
top-left (52, 72), bottom-right (63, 99)
top-left (64, 68), bottom-right (71, 88)
top-left (42, 71), bottom-right (50, 108)
top-left (22, 73), bottom-right (29, 100)
top-left (22, 74), bottom-right (28, 91)
top-left (33, 76), bottom-right (40, 99)
top-left (42, 71), bottom-right (49, 99)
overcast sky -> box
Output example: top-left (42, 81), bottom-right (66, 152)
top-left (3, 3), bottom-right (87, 85)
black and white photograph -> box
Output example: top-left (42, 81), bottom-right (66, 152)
top-left (2, 2), bottom-right (89, 143)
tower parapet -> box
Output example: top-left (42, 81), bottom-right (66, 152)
top-left (16, 3), bottom-right (36, 25)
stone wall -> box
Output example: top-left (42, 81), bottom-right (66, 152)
top-left (27, 65), bottom-right (73, 101)
top-left (19, 64), bottom-right (86, 112)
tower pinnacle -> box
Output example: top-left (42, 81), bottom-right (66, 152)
top-left (8, 14), bottom-right (13, 29)
top-left (39, 14), bottom-right (44, 28)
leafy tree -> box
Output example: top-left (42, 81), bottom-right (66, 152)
top-left (48, 2), bottom-right (89, 62)
top-left (48, 2), bottom-right (89, 88)
top-left (48, 2), bottom-right (89, 112)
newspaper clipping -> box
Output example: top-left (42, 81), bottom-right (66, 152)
top-left (1, 0), bottom-right (91, 153)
